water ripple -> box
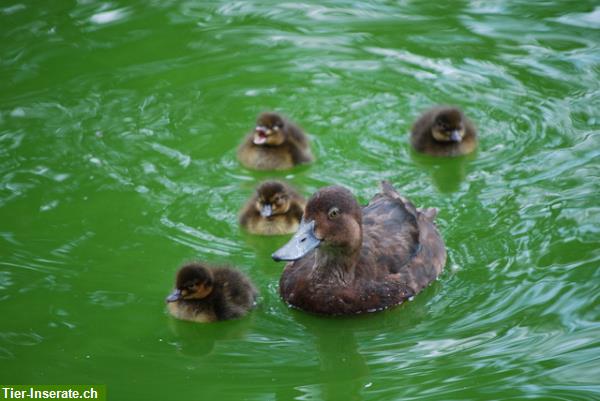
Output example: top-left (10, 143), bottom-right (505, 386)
top-left (160, 216), bottom-right (243, 256)
top-left (1, 0), bottom-right (599, 399)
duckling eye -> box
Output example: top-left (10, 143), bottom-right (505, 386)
top-left (328, 207), bottom-right (340, 219)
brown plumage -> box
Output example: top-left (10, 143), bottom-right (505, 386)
top-left (273, 182), bottom-right (446, 316)
top-left (237, 112), bottom-right (314, 170)
top-left (239, 180), bottom-right (305, 235)
top-left (410, 106), bottom-right (477, 157)
top-left (166, 262), bottom-right (258, 322)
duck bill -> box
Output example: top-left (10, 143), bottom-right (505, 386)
top-left (260, 204), bottom-right (273, 217)
top-left (450, 130), bottom-right (462, 142)
top-left (272, 219), bottom-right (321, 261)
top-left (166, 289), bottom-right (182, 303)
top-left (253, 126), bottom-right (269, 145)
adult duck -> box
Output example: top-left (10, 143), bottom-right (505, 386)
top-left (272, 182), bottom-right (446, 315)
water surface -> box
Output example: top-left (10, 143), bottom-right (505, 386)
top-left (1, 1), bottom-right (599, 400)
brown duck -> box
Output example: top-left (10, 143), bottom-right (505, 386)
top-left (410, 106), bottom-right (477, 157)
top-left (272, 182), bottom-right (446, 316)
top-left (239, 180), bottom-right (305, 235)
top-left (166, 262), bottom-right (258, 322)
top-left (237, 112), bottom-right (314, 170)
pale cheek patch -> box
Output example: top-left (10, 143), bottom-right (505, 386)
top-left (195, 285), bottom-right (213, 299)
top-left (432, 129), bottom-right (449, 142)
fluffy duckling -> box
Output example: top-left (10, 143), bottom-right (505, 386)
top-left (410, 106), bottom-right (477, 157)
top-left (239, 180), bottom-right (305, 235)
top-left (272, 182), bottom-right (446, 316)
top-left (166, 263), bottom-right (258, 322)
top-left (237, 112), bottom-right (314, 170)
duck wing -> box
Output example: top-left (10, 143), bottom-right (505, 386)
top-left (360, 181), bottom-right (421, 275)
top-left (285, 121), bottom-right (314, 164)
top-left (361, 181), bottom-right (446, 289)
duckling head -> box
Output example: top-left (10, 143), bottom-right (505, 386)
top-left (432, 107), bottom-right (465, 143)
top-left (272, 186), bottom-right (362, 261)
top-left (255, 180), bottom-right (293, 218)
top-left (253, 112), bottom-right (286, 146)
top-left (166, 263), bottom-right (214, 303)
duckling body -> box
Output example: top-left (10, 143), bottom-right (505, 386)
top-left (411, 106), bottom-right (477, 157)
top-left (239, 180), bottom-right (305, 235)
top-left (166, 263), bottom-right (257, 322)
top-left (237, 112), bottom-right (314, 170)
top-left (273, 182), bottom-right (446, 316)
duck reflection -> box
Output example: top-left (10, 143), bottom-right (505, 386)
top-left (410, 151), bottom-right (475, 193)
top-left (274, 286), bottom-right (439, 401)
top-left (275, 313), bottom-right (368, 401)
top-left (165, 310), bottom-right (255, 357)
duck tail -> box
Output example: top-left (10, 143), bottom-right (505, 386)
top-left (380, 180), bottom-right (396, 197)
top-left (417, 207), bottom-right (438, 222)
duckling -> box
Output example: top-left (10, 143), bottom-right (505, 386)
top-left (410, 106), bottom-right (477, 157)
top-left (239, 180), bottom-right (306, 235)
top-left (237, 112), bottom-right (314, 170)
top-left (272, 181), bottom-right (446, 316)
top-left (166, 262), bottom-right (258, 322)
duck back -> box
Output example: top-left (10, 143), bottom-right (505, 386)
top-left (211, 268), bottom-right (258, 320)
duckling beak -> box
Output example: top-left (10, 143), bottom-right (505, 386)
top-left (272, 219), bottom-right (321, 261)
top-left (260, 204), bottom-right (273, 218)
top-left (450, 130), bottom-right (462, 142)
top-left (166, 289), bottom-right (182, 303)
top-left (253, 126), bottom-right (268, 145)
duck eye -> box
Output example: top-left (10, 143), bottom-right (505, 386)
top-left (328, 207), bottom-right (340, 219)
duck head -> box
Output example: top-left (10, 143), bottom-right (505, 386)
top-left (253, 112), bottom-right (286, 146)
top-left (272, 186), bottom-right (362, 261)
top-left (255, 180), bottom-right (294, 218)
top-left (166, 263), bottom-right (214, 303)
top-left (432, 108), bottom-right (465, 143)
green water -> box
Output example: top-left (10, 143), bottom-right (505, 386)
top-left (1, 1), bottom-right (599, 400)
